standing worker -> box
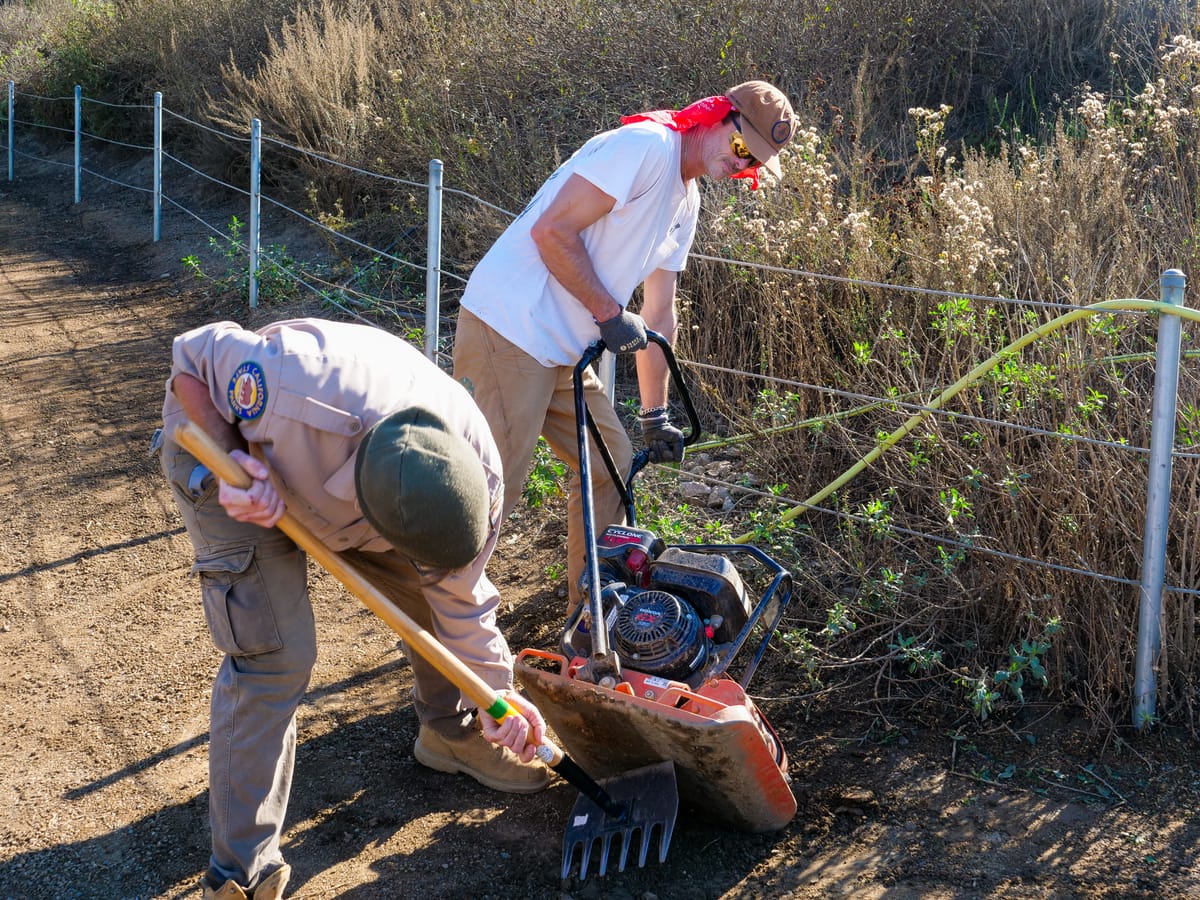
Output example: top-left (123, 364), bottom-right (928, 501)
top-left (453, 80), bottom-right (796, 613)
top-left (156, 318), bottom-right (548, 900)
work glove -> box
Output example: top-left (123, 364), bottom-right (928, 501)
top-left (638, 408), bottom-right (686, 463)
top-left (596, 309), bottom-right (648, 353)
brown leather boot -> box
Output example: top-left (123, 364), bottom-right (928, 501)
top-left (251, 865), bottom-right (290, 900)
top-left (414, 725), bottom-right (549, 793)
top-left (202, 878), bottom-right (248, 900)
top-left (202, 864), bottom-right (290, 900)
top-left (202, 878), bottom-right (249, 897)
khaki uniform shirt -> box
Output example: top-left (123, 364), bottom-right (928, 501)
top-left (162, 318), bottom-right (511, 687)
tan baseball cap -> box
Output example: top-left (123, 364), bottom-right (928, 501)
top-left (725, 81), bottom-right (795, 178)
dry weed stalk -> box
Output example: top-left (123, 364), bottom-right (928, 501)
top-left (5, 0), bottom-right (1200, 725)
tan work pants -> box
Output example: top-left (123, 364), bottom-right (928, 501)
top-left (452, 309), bottom-right (632, 611)
top-left (160, 434), bottom-right (479, 891)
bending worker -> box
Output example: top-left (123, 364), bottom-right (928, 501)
top-left (454, 80), bottom-right (796, 613)
top-left (156, 317), bottom-right (548, 900)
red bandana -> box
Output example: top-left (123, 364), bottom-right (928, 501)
top-left (621, 95), bottom-right (761, 190)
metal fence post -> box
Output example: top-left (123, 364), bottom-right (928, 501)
top-left (73, 84), bottom-right (81, 203)
top-left (601, 353), bottom-right (616, 404)
top-left (425, 158), bottom-right (443, 361)
top-left (1132, 268), bottom-right (1187, 730)
top-left (7, 81), bottom-right (13, 182)
top-left (248, 118), bottom-right (261, 309)
top-left (153, 92), bottom-right (162, 241)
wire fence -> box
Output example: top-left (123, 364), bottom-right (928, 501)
top-left (3, 81), bottom-right (1194, 725)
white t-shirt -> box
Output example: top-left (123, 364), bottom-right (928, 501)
top-left (460, 122), bottom-right (700, 367)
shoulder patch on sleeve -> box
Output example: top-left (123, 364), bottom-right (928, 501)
top-left (227, 361), bottom-right (267, 420)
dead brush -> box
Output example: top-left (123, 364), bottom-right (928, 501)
top-left (6, 0), bottom-right (1200, 728)
top-left (209, 0), bottom-right (385, 213)
top-left (700, 315), bottom-right (1188, 725)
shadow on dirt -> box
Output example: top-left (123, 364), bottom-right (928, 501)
top-left (1, 661), bottom-right (788, 900)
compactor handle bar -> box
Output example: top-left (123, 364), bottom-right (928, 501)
top-left (573, 330), bottom-right (701, 683)
top-left (578, 330), bottom-right (703, 525)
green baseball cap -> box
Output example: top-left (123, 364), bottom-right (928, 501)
top-left (355, 407), bottom-right (490, 569)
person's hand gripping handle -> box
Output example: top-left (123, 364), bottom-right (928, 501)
top-left (171, 420), bottom-right (624, 816)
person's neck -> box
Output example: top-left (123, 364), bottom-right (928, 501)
top-left (679, 128), bottom-right (705, 183)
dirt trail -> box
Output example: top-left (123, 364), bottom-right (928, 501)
top-left (1, 163), bottom-right (1198, 900)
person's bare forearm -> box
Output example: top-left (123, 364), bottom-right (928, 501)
top-left (172, 372), bottom-right (246, 453)
top-left (635, 269), bottom-right (679, 409)
top-left (534, 229), bottom-right (622, 322)
top-left (528, 173), bottom-right (622, 322)
top-left (635, 351), bottom-right (670, 412)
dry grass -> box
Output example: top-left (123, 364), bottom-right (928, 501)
top-left (4, 0), bottom-right (1200, 728)
top-left (681, 35), bottom-right (1200, 727)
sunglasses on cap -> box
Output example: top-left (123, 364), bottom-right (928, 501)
top-left (729, 112), bottom-right (760, 167)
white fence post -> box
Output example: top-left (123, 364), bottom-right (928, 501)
top-left (153, 92), bottom-right (162, 241)
top-left (73, 84), bottom-right (81, 203)
top-left (248, 118), bottom-right (261, 309)
top-left (6, 81), bottom-right (13, 182)
top-left (1132, 267), bottom-right (1187, 729)
top-left (601, 352), bottom-right (616, 404)
top-left (424, 158), bottom-right (443, 361)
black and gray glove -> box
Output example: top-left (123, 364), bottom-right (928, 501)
top-left (638, 407), bottom-right (685, 463)
top-left (596, 309), bottom-right (648, 353)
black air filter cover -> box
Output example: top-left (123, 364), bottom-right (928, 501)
top-left (612, 590), bottom-right (708, 680)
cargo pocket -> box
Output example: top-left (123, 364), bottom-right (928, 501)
top-left (193, 547), bottom-right (283, 657)
top-left (163, 443), bottom-right (217, 509)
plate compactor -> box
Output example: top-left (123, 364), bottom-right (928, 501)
top-left (515, 333), bottom-right (797, 880)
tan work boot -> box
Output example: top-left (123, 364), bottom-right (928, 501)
top-left (252, 865), bottom-right (290, 900)
top-left (202, 864), bottom-right (290, 900)
top-left (202, 879), bottom-right (248, 900)
top-left (414, 725), bottom-right (549, 793)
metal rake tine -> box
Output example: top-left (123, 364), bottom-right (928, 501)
top-left (657, 819), bottom-right (675, 864)
top-left (561, 837), bottom-right (578, 880)
top-left (616, 827), bottom-right (633, 872)
top-left (638, 825), bottom-right (653, 868)
top-left (578, 837), bottom-right (594, 880)
top-left (597, 833), bottom-right (614, 877)
top-left (564, 835), bottom-right (593, 880)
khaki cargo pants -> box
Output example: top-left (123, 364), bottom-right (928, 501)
top-left (452, 309), bottom-right (631, 612)
top-left (156, 430), bottom-right (479, 890)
